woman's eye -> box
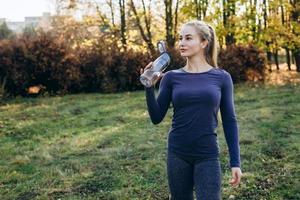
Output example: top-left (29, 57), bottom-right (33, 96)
top-left (179, 37), bottom-right (191, 40)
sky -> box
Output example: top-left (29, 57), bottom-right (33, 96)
top-left (0, 0), bottom-right (56, 21)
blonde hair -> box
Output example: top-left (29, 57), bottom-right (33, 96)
top-left (183, 20), bottom-right (219, 67)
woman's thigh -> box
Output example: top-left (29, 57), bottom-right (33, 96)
top-left (193, 159), bottom-right (222, 200)
top-left (167, 151), bottom-right (194, 200)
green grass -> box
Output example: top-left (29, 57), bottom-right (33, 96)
top-left (0, 83), bottom-right (299, 200)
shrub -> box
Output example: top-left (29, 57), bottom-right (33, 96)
top-left (0, 34), bottom-right (267, 97)
top-left (0, 32), bottom-right (82, 97)
top-left (218, 43), bottom-right (267, 83)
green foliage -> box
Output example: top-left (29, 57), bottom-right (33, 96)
top-left (22, 26), bottom-right (38, 39)
top-left (0, 22), bottom-right (15, 40)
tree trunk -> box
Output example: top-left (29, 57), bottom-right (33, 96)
top-left (165, 0), bottom-right (176, 47)
top-left (293, 50), bottom-right (300, 72)
top-left (285, 48), bottom-right (291, 70)
top-left (267, 49), bottom-right (273, 71)
top-left (250, 0), bottom-right (258, 41)
top-left (274, 50), bottom-right (279, 70)
top-left (130, 0), bottom-right (155, 54)
top-left (290, 0), bottom-right (300, 71)
top-left (108, 0), bottom-right (115, 28)
top-left (173, 0), bottom-right (179, 43)
top-left (223, 0), bottom-right (236, 45)
top-left (194, 0), bottom-right (208, 19)
top-left (263, 0), bottom-right (273, 71)
top-left (119, 0), bottom-right (127, 51)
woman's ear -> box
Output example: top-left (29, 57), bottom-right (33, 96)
top-left (201, 40), bottom-right (208, 48)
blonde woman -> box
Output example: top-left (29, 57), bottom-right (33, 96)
top-left (140, 20), bottom-right (242, 200)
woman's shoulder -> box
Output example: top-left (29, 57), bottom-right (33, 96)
top-left (213, 67), bottom-right (232, 80)
top-left (217, 67), bottom-right (233, 79)
top-left (213, 66), bottom-right (225, 73)
top-left (217, 67), bottom-right (229, 73)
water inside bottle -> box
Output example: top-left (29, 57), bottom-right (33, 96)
top-left (140, 69), bottom-right (161, 88)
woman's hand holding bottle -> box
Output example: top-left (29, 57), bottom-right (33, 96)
top-left (140, 61), bottom-right (165, 87)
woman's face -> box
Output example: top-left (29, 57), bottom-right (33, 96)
top-left (178, 25), bottom-right (207, 58)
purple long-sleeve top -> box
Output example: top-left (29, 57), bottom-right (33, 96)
top-left (144, 67), bottom-right (241, 168)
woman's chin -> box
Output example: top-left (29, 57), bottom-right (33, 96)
top-left (180, 52), bottom-right (189, 57)
top-left (180, 52), bottom-right (192, 57)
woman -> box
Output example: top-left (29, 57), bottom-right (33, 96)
top-left (140, 20), bottom-right (242, 200)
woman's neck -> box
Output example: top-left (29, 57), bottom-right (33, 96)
top-left (184, 55), bottom-right (213, 72)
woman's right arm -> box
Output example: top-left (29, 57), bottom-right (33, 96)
top-left (144, 71), bottom-right (172, 125)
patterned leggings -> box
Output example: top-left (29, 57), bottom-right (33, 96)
top-left (167, 150), bottom-right (222, 200)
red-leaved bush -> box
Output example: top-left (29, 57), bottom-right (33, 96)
top-left (0, 34), bottom-right (266, 98)
top-left (218, 43), bottom-right (267, 83)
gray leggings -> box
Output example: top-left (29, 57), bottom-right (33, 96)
top-left (167, 150), bottom-right (222, 200)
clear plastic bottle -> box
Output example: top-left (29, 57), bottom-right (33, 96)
top-left (139, 41), bottom-right (171, 88)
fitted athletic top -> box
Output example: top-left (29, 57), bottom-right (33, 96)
top-left (144, 67), bottom-right (241, 168)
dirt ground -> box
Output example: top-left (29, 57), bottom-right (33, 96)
top-left (264, 63), bottom-right (300, 85)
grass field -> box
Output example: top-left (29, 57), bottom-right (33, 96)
top-left (0, 82), bottom-right (299, 200)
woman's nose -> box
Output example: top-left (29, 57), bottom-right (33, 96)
top-left (179, 40), bottom-right (185, 47)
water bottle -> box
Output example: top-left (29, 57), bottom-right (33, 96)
top-left (139, 40), bottom-right (171, 88)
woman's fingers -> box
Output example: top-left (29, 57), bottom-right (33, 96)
top-left (230, 168), bottom-right (242, 187)
top-left (140, 62), bottom-right (153, 75)
top-left (145, 62), bottom-right (153, 70)
top-left (230, 173), bottom-right (238, 185)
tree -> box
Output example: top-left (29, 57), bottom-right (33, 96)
top-left (223, 0), bottom-right (237, 45)
top-left (22, 25), bottom-right (38, 38)
top-left (165, 0), bottom-right (179, 48)
top-left (119, 0), bottom-right (127, 51)
top-left (129, 0), bottom-right (155, 54)
top-left (290, 0), bottom-right (300, 71)
top-left (195, 0), bottom-right (209, 19)
top-left (0, 22), bottom-right (14, 40)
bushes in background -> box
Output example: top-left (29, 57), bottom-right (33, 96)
top-left (0, 32), bottom-right (81, 97)
top-left (218, 44), bottom-right (267, 83)
top-left (0, 35), bottom-right (267, 98)
top-left (166, 43), bottom-right (267, 84)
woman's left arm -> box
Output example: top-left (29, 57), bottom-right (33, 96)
top-left (220, 70), bottom-right (242, 187)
